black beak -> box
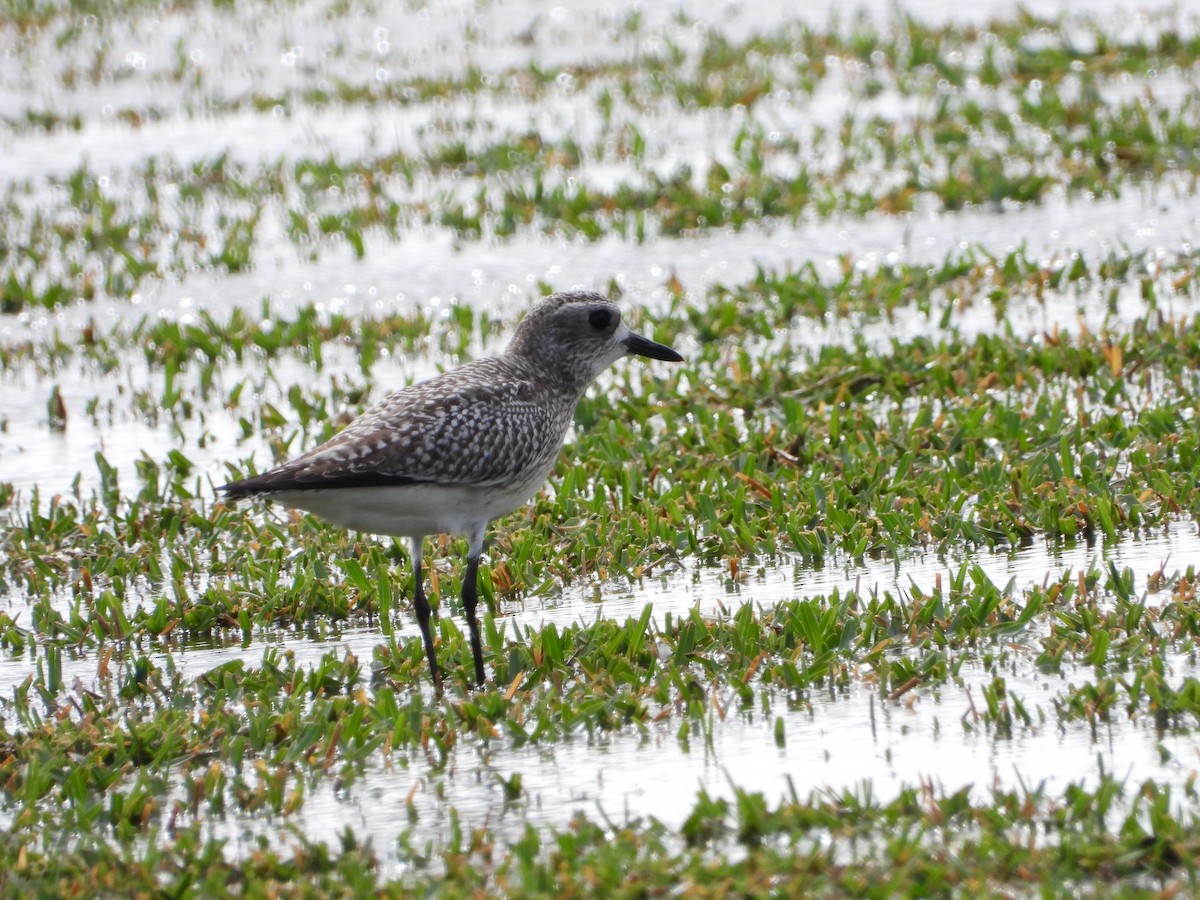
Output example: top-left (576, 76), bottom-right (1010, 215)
top-left (623, 331), bottom-right (683, 362)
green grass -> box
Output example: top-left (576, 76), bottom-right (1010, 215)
top-left (3, 584), bottom-right (1200, 894)
top-left (2, 774), bottom-right (1197, 896)
top-left (4, 10), bottom-right (1200, 312)
top-left (6, 81), bottom-right (1199, 313)
top-left (5, 2), bottom-right (1200, 895)
top-left (4, 251), bottom-right (1200, 888)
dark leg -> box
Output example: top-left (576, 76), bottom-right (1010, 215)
top-left (409, 536), bottom-right (441, 691)
top-left (463, 523), bottom-right (487, 687)
top-left (462, 555), bottom-right (486, 686)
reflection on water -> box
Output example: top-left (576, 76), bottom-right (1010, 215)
top-left (278, 521), bottom-right (1200, 871)
top-left (3, 0), bottom-right (1199, 870)
top-left (5, 180), bottom-right (1199, 504)
top-left (3, 515), bottom-right (1196, 866)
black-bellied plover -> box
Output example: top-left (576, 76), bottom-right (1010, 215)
top-left (220, 291), bottom-right (682, 689)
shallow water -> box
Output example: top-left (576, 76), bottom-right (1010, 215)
top-left (7, 163), bottom-right (1198, 344)
top-left (3, 0), bottom-right (1200, 873)
top-left (4, 514), bottom-right (1196, 864)
top-left (5, 176), bottom-right (1199, 503)
top-left (29, 519), bottom-right (1187, 872)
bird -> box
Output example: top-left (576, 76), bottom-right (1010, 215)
top-left (219, 291), bottom-right (683, 690)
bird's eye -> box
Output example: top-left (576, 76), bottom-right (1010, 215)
top-left (589, 309), bottom-right (612, 331)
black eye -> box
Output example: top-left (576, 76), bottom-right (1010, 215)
top-left (589, 309), bottom-right (612, 331)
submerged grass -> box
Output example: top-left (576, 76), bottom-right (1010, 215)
top-left (5, 81), bottom-right (1199, 313)
top-left (3, 772), bottom-right (1199, 896)
top-left (3, 580), bottom-right (1200, 893)
top-left (5, 9), bottom-right (1200, 311)
top-left (4, 1), bottom-right (1200, 895)
top-left (4, 244), bottom-right (1200, 888)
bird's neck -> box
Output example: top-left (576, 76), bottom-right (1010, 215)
top-left (507, 351), bottom-right (595, 404)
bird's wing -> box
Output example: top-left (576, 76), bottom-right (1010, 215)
top-left (222, 362), bottom-right (562, 497)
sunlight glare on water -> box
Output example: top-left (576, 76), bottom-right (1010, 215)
top-left (3, 0), bottom-right (1200, 879)
top-left (4, 515), bottom-right (1196, 864)
top-left (153, 519), bottom-right (1200, 873)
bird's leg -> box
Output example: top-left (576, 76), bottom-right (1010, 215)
top-left (409, 535), bottom-right (441, 691)
top-left (463, 523), bottom-right (487, 687)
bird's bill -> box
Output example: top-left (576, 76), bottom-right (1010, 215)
top-left (622, 331), bottom-right (683, 362)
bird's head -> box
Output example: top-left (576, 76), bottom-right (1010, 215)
top-left (506, 291), bottom-right (682, 388)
